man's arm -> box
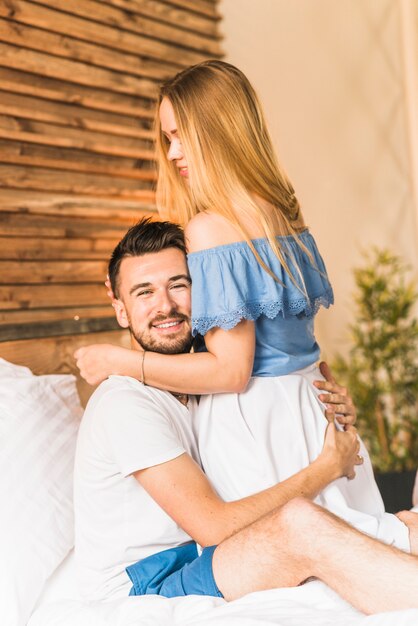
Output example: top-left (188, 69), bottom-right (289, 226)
top-left (134, 421), bottom-right (360, 547)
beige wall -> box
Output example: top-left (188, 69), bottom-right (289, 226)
top-left (220, 0), bottom-right (418, 359)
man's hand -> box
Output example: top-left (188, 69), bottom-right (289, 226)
top-left (320, 422), bottom-right (363, 481)
top-left (396, 510), bottom-right (418, 555)
top-left (74, 344), bottom-right (132, 386)
top-left (313, 361), bottom-right (357, 428)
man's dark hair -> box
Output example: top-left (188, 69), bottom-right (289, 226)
top-left (108, 217), bottom-right (187, 298)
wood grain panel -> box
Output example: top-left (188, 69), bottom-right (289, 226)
top-left (0, 146), bottom-right (156, 182)
top-left (34, 0), bottom-right (222, 55)
top-left (0, 165), bottom-right (155, 199)
top-left (0, 1), bottom-right (219, 65)
top-left (0, 42), bottom-right (158, 98)
top-left (0, 284), bottom-right (109, 310)
top-left (0, 0), bottom-right (222, 346)
top-left (0, 236), bottom-right (119, 260)
top-left (0, 91), bottom-right (154, 138)
top-left (95, 0), bottom-right (220, 37)
top-left (159, 0), bottom-right (219, 19)
top-left (0, 189), bottom-right (155, 220)
top-left (0, 260), bottom-right (108, 283)
top-left (0, 212), bottom-right (132, 238)
top-left (0, 17), bottom-right (177, 81)
top-left (0, 306), bottom-right (114, 324)
top-left (0, 115), bottom-right (154, 159)
top-left (0, 330), bottom-right (131, 405)
top-left (0, 331), bottom-right (131, 372)
top-left (0, 140), bottom-right (147, 172)
top-left (0, 67), bottom-right (154, 117)
top-left (0, 317), bottom-right (120, 341)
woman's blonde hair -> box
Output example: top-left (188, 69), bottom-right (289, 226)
top-left (156, 60), bottom-right (311, 283)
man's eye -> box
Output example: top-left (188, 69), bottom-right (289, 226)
top-left (171, 283), bottom-right (188, 290)
top-left (137, 290), bottom-right (152, 297)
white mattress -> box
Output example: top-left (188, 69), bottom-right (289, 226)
top-left (28, 549), bottom-right (418, 626)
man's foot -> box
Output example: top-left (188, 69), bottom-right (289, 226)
top-left (397, 510), bottom-right (418, 554)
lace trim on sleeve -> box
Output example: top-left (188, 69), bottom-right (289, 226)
top-left (191, 288), bottom-right (334, 336)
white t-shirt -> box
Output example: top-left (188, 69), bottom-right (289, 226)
top-left (74, 375), bottom-right (199, 601)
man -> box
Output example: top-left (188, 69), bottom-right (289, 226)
top-left (74, 219), bottom-right (418, 614)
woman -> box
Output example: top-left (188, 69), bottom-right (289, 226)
top-left (76, 60), bottom-right (409, 550)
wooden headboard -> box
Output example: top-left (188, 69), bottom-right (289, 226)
top-left (0, 1), bottom-right (223, 364)
top-left (0, 330), bottom-right (131, 407)
top-left (0, 2), bottom-right (222, 408)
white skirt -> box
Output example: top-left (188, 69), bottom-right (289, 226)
top-left (194, 364), bottom-right (410, 551)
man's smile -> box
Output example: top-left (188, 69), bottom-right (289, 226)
top-left (152, 318), bottom-right (186, 333)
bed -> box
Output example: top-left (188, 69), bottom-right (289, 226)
top-left (1, 351), bottom-right (417, 626)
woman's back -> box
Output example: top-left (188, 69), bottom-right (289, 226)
top-left (187, 228), bottom-right (333, 376)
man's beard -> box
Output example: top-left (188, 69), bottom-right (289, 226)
top-left (128, 310), bottom-right (193, 355)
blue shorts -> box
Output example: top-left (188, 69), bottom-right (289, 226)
top-left (126, 542), bottom-right (223, 598)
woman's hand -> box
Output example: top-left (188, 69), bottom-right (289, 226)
top-left (313, 361), bottom-right (357, 428)
top-left (320, 422), bottom-right (363, 480)
top-left (74, 344), bottom-right (135, 386)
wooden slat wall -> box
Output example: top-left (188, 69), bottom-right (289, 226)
top-left (0, 0), bottom-right (222, 387)
top-left (0, 330), bottom-right (133, 405)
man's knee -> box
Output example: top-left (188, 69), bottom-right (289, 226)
top-left (280, 496), bottom-right (316, 519)
top-left (276, 497), bottom-right (320, 534)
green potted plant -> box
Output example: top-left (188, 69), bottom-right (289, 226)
top-left (332, 248), bottom-right (418, 512)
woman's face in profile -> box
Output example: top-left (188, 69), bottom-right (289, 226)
top-left (159, 97), bottom-right (189, 180)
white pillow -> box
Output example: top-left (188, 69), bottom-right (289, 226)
top-left (0, 358), bottom-right (83, 626)
top-left (33, 549), bottom-right (79, 610)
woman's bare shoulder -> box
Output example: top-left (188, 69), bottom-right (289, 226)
top-left (185, 212), bottom-right (243, 253)
top-left (184, 207), bottom-right (307, 253)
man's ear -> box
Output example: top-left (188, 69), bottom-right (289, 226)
top-left (113, 299), bottom-right (129, 329)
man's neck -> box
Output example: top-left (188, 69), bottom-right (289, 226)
top-left (130, 338), bottom-right (189, 405)
top-left (170, 392), bottom-right (189, 406)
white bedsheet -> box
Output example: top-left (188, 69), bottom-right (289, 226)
top-left (28, 551), bottom-right (418, 626)
top-left (28, 585), bottom-right (418, 626)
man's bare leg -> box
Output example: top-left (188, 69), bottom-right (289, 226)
top-left (212, 498), bottom-right (418, 614)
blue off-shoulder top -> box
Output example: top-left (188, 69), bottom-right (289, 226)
top-left (187, 230), bottom-right (333, 377)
